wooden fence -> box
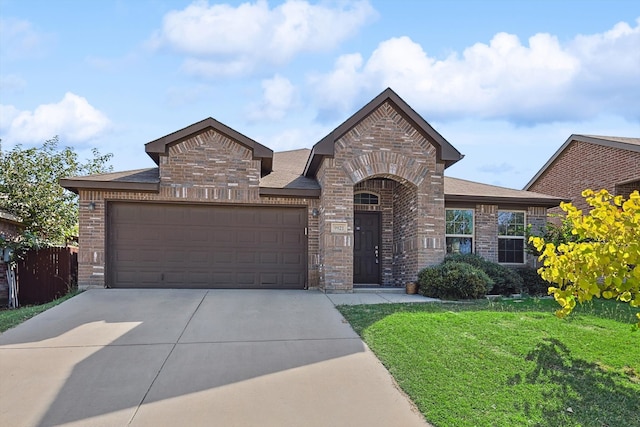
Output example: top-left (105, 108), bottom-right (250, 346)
top-left (16, 247), bottom-right (78, 305)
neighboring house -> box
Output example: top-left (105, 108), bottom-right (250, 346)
top-left (0, 209), bottom-right (23, 302)
top-left (524, 134), bottom-right (640, 214)
top-left (60, 88), bottom-right (562, 292)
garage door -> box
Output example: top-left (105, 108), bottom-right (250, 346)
top-left (107, 202), bottom-right (307, 289)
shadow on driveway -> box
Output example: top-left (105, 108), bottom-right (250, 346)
top-left (0, 289), bottom-right (426, 426)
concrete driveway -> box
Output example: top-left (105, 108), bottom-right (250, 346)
top-left (0, 289), bottom-right (428, 427)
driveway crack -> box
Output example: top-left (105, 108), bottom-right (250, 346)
top-left (127, 290), bottom-right (208, 425)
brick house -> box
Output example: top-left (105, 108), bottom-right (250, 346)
top-left (61, 88), bottom-right (562, 292)
top-left (524, 134), bottom-right (640, 214)
top-left (0, 209), bottom-right (23, 302)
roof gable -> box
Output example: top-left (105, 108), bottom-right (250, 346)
top-left (524, 134), bottom-right (640, 190)
top-left (145, 117), bottom-right (274, 175)
top-left (303, 88), bottom-right (463, 177)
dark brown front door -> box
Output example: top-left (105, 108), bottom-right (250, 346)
top-left (354, 212), bottom-right (380, 284)
top-left (107, 202), bottom-right (307, 289)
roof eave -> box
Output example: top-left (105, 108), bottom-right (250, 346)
top-left (259, 187), bottom-right (321, 199)
top-left (445, 194), bottom-right (566, 208)
top-left (0, 212), bottom-right (23, 227)
top-left (59, 179), bottom-right (160, 195)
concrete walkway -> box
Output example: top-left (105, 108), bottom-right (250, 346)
top-left (0, 289), bottom-right (430, 427)
top-left (327, 289), bottom-right (439, 305)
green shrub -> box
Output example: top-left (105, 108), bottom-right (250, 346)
top-left (515, 266), bottom-right (550, 296)
top-left (444, 253), bottom-right (524, 295)
top-left (418, 262), bottom-right (493, 300)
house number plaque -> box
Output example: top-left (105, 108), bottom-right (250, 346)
top-left (330, 222), bottom-right (349, 233)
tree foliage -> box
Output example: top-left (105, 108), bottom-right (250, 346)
top-left (530, 189), bottom-right (640, 327)
top-left (0, 137), bottom-right (112, 247)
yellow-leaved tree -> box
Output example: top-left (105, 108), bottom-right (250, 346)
top-left (530, 189), bottom-right (640, 327)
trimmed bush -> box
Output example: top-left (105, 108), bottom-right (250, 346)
top-left (444, 253), bottom-right (524, 295)
top-left (418, 261), bottom-right (493, 300)
top-left (515, 266), bottom-right (551, 297)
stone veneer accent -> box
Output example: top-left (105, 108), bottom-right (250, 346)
top-left (316, 101), bottom-right (446, 291)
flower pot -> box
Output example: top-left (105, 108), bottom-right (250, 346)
top-left (406, 282), bottom-right (418, 295)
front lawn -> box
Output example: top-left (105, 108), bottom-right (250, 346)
top-left (337, 298), bottom-right (640, 427)
top-left (0, 290), bottom-right (81, 333)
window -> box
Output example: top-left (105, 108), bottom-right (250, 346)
top-left (445, 209), bottom-right (473, 254)
top-left (354, 192), bottom-right (379, 205)
top-left (498, 211), bottom-right (525, 263)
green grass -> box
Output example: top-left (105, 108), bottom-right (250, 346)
top-left (337, 298), bottom-right (640, 427)
top-left (0, 290), bottom-right (82, 333)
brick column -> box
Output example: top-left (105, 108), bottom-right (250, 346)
top-left (475, 204), bottom-right (498, 262)
top-left (317, 158), bottom-right (354, 292)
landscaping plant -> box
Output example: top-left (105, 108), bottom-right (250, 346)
top-left (417, 261), bottom-right (493, 299)
top-left (444, 253), bottom-right (524, 295)
top-left (530, 189), bottom-right (640, 327)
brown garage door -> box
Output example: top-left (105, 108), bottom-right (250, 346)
top-left (107, 202), bottom-right (307, 289)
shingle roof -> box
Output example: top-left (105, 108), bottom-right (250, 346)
top-left (259, 149), bottom-right (321, 198)
top-left (60, 160), bottom-right (561, 205)
top-left (59, 168), bottom-right (160, 194)
top-left (583, 135), bottom-right (640, 147)
top-left (260, 149), bottom-right (319, 189)
top-left (524, 134), bottom-right (640, 190)
top-left (445, 176), bottom-right (566, 207)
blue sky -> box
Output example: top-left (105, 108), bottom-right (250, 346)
top-left (1, 0), bottom-right (638, 189)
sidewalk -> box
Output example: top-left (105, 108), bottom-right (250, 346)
top-left (326, 288), bottom-right (440, 305)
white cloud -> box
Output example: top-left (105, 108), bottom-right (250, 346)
top-left (247, 75), bottom-right (297, 121)
top-left (149, 0), bottom-right (377, 78)
top-left (311, 18), bottom-right (640, 124)
top-left (0, 93), bottom-right (111, 144)
top-left (0, 18), bottom-right (52, 60)
top-left (440, 114), bottom-right (640, 188)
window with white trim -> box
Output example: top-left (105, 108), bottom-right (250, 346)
top-left (445, 209), bottom-right (473, 254)
top-left (498, 211), bottom-right (526, 264)
top-left (354, 192), bottom-right (379, 205)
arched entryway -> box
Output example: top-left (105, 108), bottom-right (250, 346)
top-left (353, 176), bottom-right (419, 287)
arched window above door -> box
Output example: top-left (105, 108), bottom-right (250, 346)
top-left (354, 192), bottom-right (379, 205)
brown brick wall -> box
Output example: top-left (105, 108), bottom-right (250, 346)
top-left (316, 101), bottom-right (446, 290)
top-left (392, 181), bottom-right (419, 285)
top-left (528, 141), bottom-right (640, 214)
top-left (474, 204), bottom-right (499, 263)
top-left (472, 204), bottom-right (546, 267)
top-left (160, 129), bottom-right (262, 202)
top-left (77, 131), bottom-right (319, 289)
top-left (615, 179), bottom-right (640, 200)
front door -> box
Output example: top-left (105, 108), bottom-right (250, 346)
top-left (354, 212), bottom-right (381, 284)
